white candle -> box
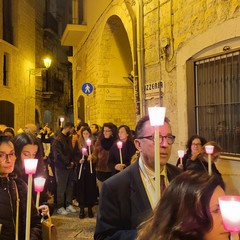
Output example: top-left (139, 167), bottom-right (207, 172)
top-left (205, 145), bottom-right (214, 175)
top-left (86, 139), bottom-right (93, 174)
top-left (148, 107), bottom-right (166, 202)
top-left (24, 159), bottom-right (38, 240)
top-left (34, 177), bottom-right (46, 209)
top-left (117, 141), bottom-right (123, 164)
top-left (178, 150), bottom-right (185, 165)
top-left (78, 148), bottom-right (87, 179)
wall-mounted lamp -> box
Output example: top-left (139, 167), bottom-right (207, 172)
top-left (29, 57), bottom-right (52, 75)
top-left (43, 58), bottom-right (52, 69)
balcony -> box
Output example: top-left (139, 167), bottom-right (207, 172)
top-left (61, 24), bottom-right (87, 46)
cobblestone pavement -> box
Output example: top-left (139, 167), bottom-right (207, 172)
top-left (51, 206), bottom-right (97, 240)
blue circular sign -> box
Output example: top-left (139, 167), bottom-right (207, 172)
top-left (82, 82), bottom-right (93, 95)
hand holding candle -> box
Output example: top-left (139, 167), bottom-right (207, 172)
top-left (177, 150), bottom-right (185, 166)
top-left (34, 177), bottom-right (46, 209)
top-left (205, 145), bottom-right (214, 175)
top-left (86, 139), bottom-right (93, 174)
top-left (117, 141), bottom-right (123, 164)
top-left (24, 159), bottom-right (38, 240)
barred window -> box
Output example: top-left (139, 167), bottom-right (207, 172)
top-left (194, 49), bottom-right (240, 157)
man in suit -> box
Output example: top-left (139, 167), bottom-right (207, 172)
top-left (94, 115), bottom-right (182, 240)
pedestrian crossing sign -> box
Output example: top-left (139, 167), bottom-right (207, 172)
top-left (82, 82), bottom-right (93, 95)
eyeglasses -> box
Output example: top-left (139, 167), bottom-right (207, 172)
top-left (0, 152), bottom-right (16, 163)
top-left (137, 135), bottom-right (176, 145)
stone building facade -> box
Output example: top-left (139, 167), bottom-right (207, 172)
top-left (0, 0), bottom-right (72, 132)
top-left (0, 0), bottom-right (35, 131)
top-left (62, 0), bottom-right (240, 194)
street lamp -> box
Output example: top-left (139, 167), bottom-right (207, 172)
top-left (43, 58), bottom-right (52, 69)
top-left (29, 57), bottom-right (52, 75)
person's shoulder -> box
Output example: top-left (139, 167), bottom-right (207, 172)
top-left (166, 163), bottom-right (183, 174)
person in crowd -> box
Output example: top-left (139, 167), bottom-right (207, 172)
top-left (176, 135), bottom-right (207, 170)
top-left (52, 122), bottom-right (77, 215)
top-left (90, 124), bottom-right (100, 141)
top-left (73, 126), bottom-right (97, 219)
top-left (90, 122), bottom-right (118, 193)
top-left (3, 127), bottom-right (15, 138)
top-left (137, 171), bottom-right (229, 240)
top-left (13, 132), bottom-right (49, 209)
top-left (72, 122), bottom-right (89, 148)
top-left (24, 123), bottom-right (38, 136)
top-left (108, 125), bottom-right (136, 175)
top-left (39, 125), bottom-right (56, 204)
top-left (186, 141), bottom-right (222, 177)
top-left (0, 135), bottom-right (42, 239)
top-left (94, 115), bottom-right (182, 240)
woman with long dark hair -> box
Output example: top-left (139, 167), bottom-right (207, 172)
top-left (73, 126), bottom-right (97, 219)
top-left (13, 132), bottom-right (47, 206)
top-left (90, 122), bottom-right (117, 193)
top-left (137, 171), bottom-right (229, 240)
top-left (0, 135), bottom-right (42, 239)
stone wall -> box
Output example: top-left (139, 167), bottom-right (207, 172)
top-left (0, 0), bottom-right (35, 131)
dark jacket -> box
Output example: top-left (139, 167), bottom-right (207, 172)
top-left (108, 140), bottom-right (136, 175)
top-left (94, 159), bottom-right (182, 240)
top-left (73, 143), bottom-right (97, 207)
top-left (0, 176), bottom-right (42, 240)
top-left (52, 132), bottom-right (74, 170)
top-left (186, 157), bottom-right (222, 177)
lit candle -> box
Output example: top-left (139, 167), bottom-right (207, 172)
top-left (34, 177), bottom-right (46, 209)
top-left (86, 139), bottom-right (93, 174)
top-left (177, 150), bottom-right (185, 165)
top-left (60, 117), bottom-right (64, 128)
top-left (219, 195), bottom-right (240, 239)
top-left (205, 145), bottom-right (214, 175)
top-left (78, 147), bottom-right (87, 179)
top-left (117, 141), bottom-right (123, 164)
top-left (24, 159), bottom-right (38, 240)
top-left (148, 106), bottom-right (166, 202)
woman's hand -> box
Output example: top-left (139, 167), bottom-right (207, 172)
top-left (79, 158), bottom-right (85, 164)
top-left (38, 205), bottom-right (49, 217)
top-left (115, 163), bottom-right (126, 171)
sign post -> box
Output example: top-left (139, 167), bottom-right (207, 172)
top-left (81, 82), bottom-right (93, 125)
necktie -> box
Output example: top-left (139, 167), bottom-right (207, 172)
top-left (160, 175), bottom-right (166, 195)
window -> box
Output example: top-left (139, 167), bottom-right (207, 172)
top-left (193, 49), bottom-right (240, 156)
top-left (3, 0), bottom-right (13, 44)
top-left (3, 54), bottom-right (8, 86)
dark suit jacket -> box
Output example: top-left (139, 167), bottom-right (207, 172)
top-left (94, 159), bottom-right (182, 240)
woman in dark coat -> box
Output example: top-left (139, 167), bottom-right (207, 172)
top-left (176, 135), bottom-right (207, 171)
top-left (73, 126), bottom-right (97, 219)
top-left (0, 135), bottom-right (42, 240)
top-left (108, 125), bottom-right (136, 175)
top-left (186, 141), bottom-right (222, 178)
top-left (13, 132), bottom-right (49, 210)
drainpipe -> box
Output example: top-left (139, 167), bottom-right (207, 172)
top-left (125, 2), bottom-right (141, 118)
top-left (137, 0), bottom-right (146, 116)
top-left (72, 0), bottom-right (79, 24)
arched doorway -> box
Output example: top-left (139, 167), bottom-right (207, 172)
top-left (77, 95), bottom-right (85, 123)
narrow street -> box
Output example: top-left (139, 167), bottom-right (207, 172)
top-left (51, 206), bottom-right (98, 240)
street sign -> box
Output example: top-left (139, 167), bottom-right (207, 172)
top-left (82, 82), bottom-right (93, 95)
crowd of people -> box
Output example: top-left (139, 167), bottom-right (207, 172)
top-left (0, 116), bottom-right (232, 240)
